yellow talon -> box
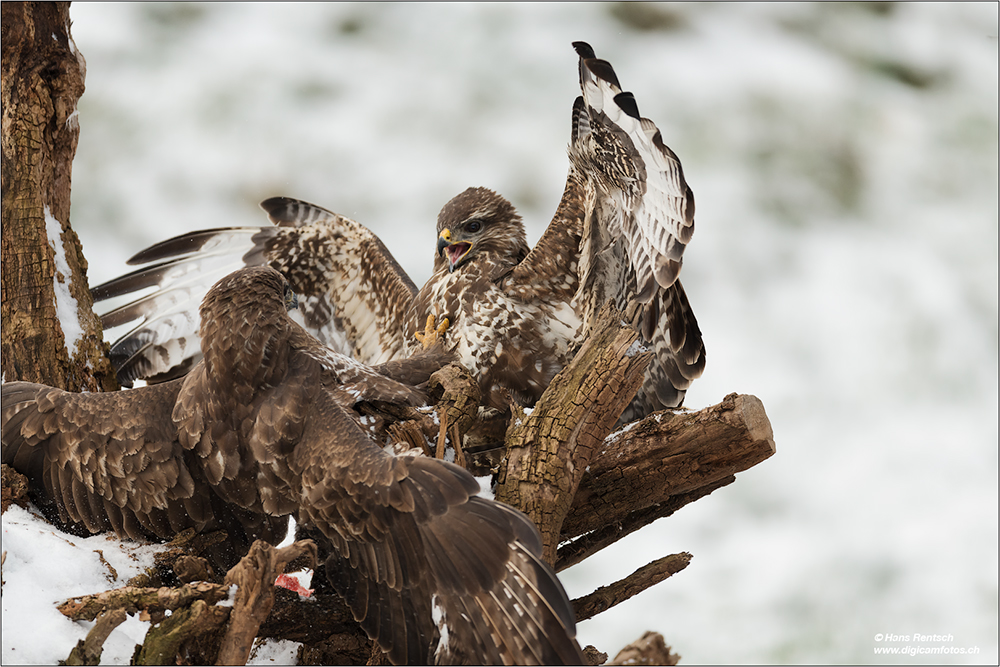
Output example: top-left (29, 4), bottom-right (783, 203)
top-left (414, 313), bottom-right (450, 349)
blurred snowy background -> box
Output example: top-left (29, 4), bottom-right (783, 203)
top-left (4, 3), bottom-right (997, 664)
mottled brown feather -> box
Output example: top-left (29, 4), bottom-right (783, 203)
top-left (90, 41), bottom-right (705, 416)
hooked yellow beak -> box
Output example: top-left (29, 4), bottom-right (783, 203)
top-left (437, 229), bottom-right (473, 272)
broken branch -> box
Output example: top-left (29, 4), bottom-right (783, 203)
top-left (58, 581), bottom-right (230, 622)
top-left (563, 393), bottom-right (775, 542)
top-left (571, 552), bottom-right (692, 623)
top-left (216, 539), bottom-right (317, 666)
top-left (63, 608), bottom-right (127, 666)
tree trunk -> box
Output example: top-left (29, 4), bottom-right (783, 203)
top-left (1, 2), bottom-right (116, 392)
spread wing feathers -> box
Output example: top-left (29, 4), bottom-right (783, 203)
top-left (91, 199), bottom-right (419, 386)
top-left (257, 197), bottom-right (418, 365)
top-left (2, 381), bottom-right (193, 522)
top-left (7, 265), bottom-right (581, 663)
top-left (93, 228), bottom-right (262, 387)
top-left (503, 169), bottom-right (586, 303)
top-left (569, 41), bottom-right (695, 304)
top-left (620, 280), bottom-right (707, 421)
top-left (292, 393), bottom-right (584, 665)
top-left (566, 42), bottom-right (705, 411)
top-left (0, 380), bottom-right (289, 567)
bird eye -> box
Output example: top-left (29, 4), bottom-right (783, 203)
top-left (465, 220), bottom-right (482, 233)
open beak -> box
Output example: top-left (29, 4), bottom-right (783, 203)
top-left (438, 230), bottom-right (473, 272)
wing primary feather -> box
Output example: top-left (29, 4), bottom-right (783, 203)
top-left (614, 91), bottom-right (640, 119)
top-left (126, 227), bottom-right (260, 266)
top-left (259, 196), bottom-right (339, 228)
top-left (571, 40), bottom-right (596, 60)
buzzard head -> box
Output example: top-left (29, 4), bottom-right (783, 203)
top-left (198, 266), bottom-right (297, 387)
top-left (435, 187), bottom-right (528, 272)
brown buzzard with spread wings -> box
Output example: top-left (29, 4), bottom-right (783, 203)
top-left (3, 266), bottom-right (585, 665)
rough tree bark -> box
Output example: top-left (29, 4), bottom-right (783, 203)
top-left (497, 303), bottom-right (651, 565)
top-left (566, 392), bottom-right (774, 533)
top-left (1, 1), bottom-right (116, 391)
top-left (216, 540), bottom-right (318, 665)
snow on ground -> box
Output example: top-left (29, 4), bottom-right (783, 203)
top-left (2, 505), bottom-right (163, 664)
top-left (246, 638), bottom-right (301, 665)
top-left (3, 3), bottom-right (996, 664)
top-left (1, 503), bottom-right (307, 665)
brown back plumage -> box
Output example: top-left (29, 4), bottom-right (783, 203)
top-left (4, 266), bottom-right (585, 665)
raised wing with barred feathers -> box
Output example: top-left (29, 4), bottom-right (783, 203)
top-left (3, 267), bottom-right (585, 666)
top-left (93, 41), bottom-right (705, 418)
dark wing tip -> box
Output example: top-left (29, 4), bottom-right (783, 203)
top-left (125, 227), bottom-right (241, 266)
top-left (574, 41), bottom-right (624, 91)
top-left (259, 196), bottom-right (337, 228)
top-left (259, 196), bottom-right (300, 226)
top-left (584, 57), bottom-right (622, 90)
top-left (614, 91), bottom-right (641, 119)
top-left (572, 41), bottom-right (596, 60)
top-left (259, 196), bottom-right (293, 216)
top-left (91, 262), bottom-right (164, 302)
